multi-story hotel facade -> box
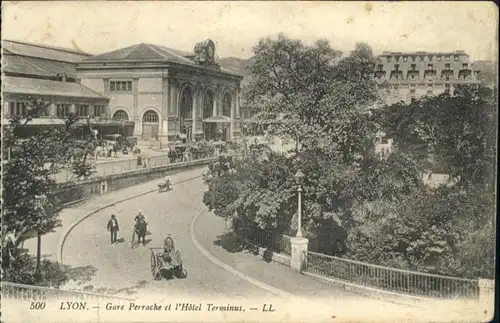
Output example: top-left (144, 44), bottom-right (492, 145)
top-left (375, 50), bottom-right (480, 105)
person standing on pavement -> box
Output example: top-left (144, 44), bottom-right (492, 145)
top-left (107, 214), bottom-right (119, 244)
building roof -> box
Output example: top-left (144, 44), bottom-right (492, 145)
top-left (2, 39), bottom-right (92, 63)
top-left (379, 50), bottom-right (469, 57)
top-left (3, 76), bottom-right (108, 100)
top-left (3, 54), bottom-right (79, 79)
top-left (81, 43), bottom-right (242, 77)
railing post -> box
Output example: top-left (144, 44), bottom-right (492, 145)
top-left (290, 236), bottom-right (309, 272)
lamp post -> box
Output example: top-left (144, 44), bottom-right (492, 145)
top-left (294, 170), bottom-right (305, 237)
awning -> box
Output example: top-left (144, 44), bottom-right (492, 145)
top-left (203, 115), bottom-right (232, 123)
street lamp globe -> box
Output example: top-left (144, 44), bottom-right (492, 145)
top-left (294, 170), bottom-right (305, 186)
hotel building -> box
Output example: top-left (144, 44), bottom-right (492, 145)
top-left (375, 50), bottom-right (480, 105)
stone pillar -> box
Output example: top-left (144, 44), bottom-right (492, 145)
top-left (49, 103), bottom-right (57, 117)
top-left (3, 101), bottom-right (10, 117)
top-left (133, 115), bottom-right (142, 137)
top-left (290, 236), bottom-right (309, 272)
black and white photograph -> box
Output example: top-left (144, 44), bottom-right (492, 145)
top-left (1, 1), bottom-right (497, 322)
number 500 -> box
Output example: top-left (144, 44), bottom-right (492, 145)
top-left (30, 302), bottom-right (46, 310)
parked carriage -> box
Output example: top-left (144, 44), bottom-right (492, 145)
top-left (150, 248), bottom-right (187, 280)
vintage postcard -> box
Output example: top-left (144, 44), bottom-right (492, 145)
top-left (1, 1), bottom-right (497, 322)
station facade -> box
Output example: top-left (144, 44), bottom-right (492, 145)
top-left (76, 39), bottom-right (244, 144)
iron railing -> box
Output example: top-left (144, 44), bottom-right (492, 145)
top-left (1, 282), bottom-right (134, 303)
top-left (233, 219), bottom-right (292, 256)
top-left (304, 251), bottom-right (480, 299)
top-left (52, 149), bottom-right (219, 183)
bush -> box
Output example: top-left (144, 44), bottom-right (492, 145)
top-left (3, 251), bottom-right (70, 288)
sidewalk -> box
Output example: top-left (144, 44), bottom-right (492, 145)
top-left (23, 167), bottom-right (208, 262)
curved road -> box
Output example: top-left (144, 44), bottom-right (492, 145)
top-left (61, 172), bottom-right (473, 322)
top-left (62, 174), bottom-right (362, 300)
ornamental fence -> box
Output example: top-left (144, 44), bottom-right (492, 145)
top-left (304, 251), bottom-right (480, 299)
top-left (233, 219), bottom-right (292, 256)
top-left (1, 282), bottom-right (134, 303)
top-left (231, 220), bottom-right (481, 300)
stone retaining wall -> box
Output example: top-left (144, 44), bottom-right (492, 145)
top-left (54, 158), bottom-right (216, 206)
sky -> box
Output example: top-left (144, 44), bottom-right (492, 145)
top-left (2, 1), bottom-right (498, 61)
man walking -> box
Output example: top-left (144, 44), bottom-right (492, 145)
top-left (107, 214), bottom-right (119, 244)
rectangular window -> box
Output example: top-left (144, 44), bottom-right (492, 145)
top-left (110, 80), bottom-right (133, 93)
top-left (76, 105), bottom-right (89, 117)
top-left (377, 64), bottom-right (383, 71)
top-left (395, 56), bottom-right (400, 62)
top-left (9, 102), bottom-right (27, 116)
top-left (394, 64), bottom-right (400, 70)
top-left (462, 63), bottom-right (468, 69)
top-left (429, 55), bottom-right (433, 61)
top-left (419, 56), bottom-right (424, 61)
top-left (403, 56), bottom-right (408, 62)
top-left (454, 56), bottom-right (459, 61)
top-left (445, 63), bottom-right (451, 69)
top-left (386, 56), bottom-right (391, 63)
top-left (411, 64), bottom-right (416, 70)
top-left (446, 56), bottom-right (450, 61)
top-left (56, 104), bottom-right (71, 118)
top-left (428, 64), bottom-right (433, 69)
top-left (411, 56), bottom-right (416, 62)
top-left (437, 56), bottom-right (441, 62)
top-left (94, 105), bottom-right (104, 116)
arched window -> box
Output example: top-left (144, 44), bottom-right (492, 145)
top-left (112, 110), bottom-right (129, 121)
top-left (203, 91), bottom-right (214, 119)
top-left (180, 87), bottom-right (193, 119)
top-left (222, 93), bottom-right (231, 117)
top-left (143, 110), bottom-right (159, 123)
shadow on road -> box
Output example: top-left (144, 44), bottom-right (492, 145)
top-left (66, 265), bottom-right (98, 285)
top-left (213, 232), bottom-right (261, 255)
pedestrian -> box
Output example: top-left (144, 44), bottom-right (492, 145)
top-left (107, 214), bottom-right (119, 244)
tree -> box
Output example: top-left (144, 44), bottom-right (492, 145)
top-left (1, 97), bottom-right (97, 277)
top-left (206, 35), bottom-right (398, 256)
top-left (377, 84), bottom-right (496, 188)
top-left (244, 35), bottom-right (379, 158)
top-left (350, 84), bottom-right (497, 278)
